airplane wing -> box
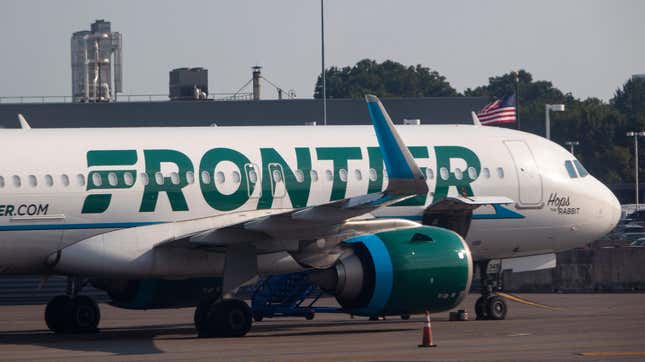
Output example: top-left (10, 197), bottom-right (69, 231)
top-left (53, 95), bottom-right (429, 294)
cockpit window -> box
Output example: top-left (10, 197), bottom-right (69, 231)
top-left (573, 160), bottom-right (588, 177)
top-left (564, 160), bottom-right (578, 178)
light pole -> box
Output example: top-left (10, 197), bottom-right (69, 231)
top-left (627, 131), bottom-right (645, 211)
top-left (565, 141), bottom-right (579, 155)
top-left (545, 104), bottom-right (565, 140)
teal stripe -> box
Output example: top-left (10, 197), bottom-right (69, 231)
top-left (0, 221), bottom-right (163, 231)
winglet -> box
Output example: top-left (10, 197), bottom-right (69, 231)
top-left (365, 95), bottom-right (428, 196)
top-left (471, 111), bottom-right (482, 126)
top-left (18, 114), bottom-right (31, 130)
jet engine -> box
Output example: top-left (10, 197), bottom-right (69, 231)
top-left (311, 226), bottom-right (472, 317)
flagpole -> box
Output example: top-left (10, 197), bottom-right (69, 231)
top-left (513, 70), bottom-right (520, 130)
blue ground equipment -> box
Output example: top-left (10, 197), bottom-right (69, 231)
top-left (250, 272), bottom-right (339, 321)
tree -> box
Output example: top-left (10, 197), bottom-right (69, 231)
top-left (313, 59), bottom-right (457, 99)
top-left (611, 77), bottom-right (645, 131)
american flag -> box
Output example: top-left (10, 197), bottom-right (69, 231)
top-left (477, 94), bottom-right (517, 125)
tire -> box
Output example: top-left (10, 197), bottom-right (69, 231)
top-left (252, 311), bottom-right (264, 322)
top-left (200, 299), bottom-right (252, 338)
top-left (401, 314), bottom-right (410, 320)
top-left (486, 296), bottom-right (507, 320)
top-left (70, 296), bottom-right (100, 333)
top-left (305, 312), bottom-right (315, 321)
top-left (45, 295), bottom-right (72, 333)
top-left (194, 299), bottom-right (211, 334)
top-left (475, 296), bottom-right (488, 320)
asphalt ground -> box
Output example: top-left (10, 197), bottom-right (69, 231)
top-left (0, 293), bottom-right (644, 361)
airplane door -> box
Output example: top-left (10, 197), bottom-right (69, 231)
top-left (268, 163), bottom-right (286, 198)
top-left (504, 140), bottom-right (543, 206)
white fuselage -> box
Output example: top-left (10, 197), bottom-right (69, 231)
top-left (0, 124), bottom-right (620, 276)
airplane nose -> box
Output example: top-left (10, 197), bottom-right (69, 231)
top-left (603, 185), bottom-right (622, 233)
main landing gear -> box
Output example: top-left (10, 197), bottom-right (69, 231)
top-left (474, 261), bottom-right (507, 320)
top-left (45, 277), bottom-right (100, 333)
top-left (194, 298), bottom-right (253, 338)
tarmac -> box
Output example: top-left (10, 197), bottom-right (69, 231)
top-left (0, 293), bottom-right (644, 361)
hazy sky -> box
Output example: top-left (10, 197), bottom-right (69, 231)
top-left (1, 0), bottom-right (643, 101)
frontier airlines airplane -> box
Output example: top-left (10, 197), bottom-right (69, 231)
top-left (0, 96), bottom-right (619, 337)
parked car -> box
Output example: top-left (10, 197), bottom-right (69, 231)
top-left (629, 238), bottom-right (645, 247)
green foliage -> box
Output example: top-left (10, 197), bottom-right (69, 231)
top-left (312, 60), bottom-right (643, 185)
top-left (313, 59), bottom-right (457, 99)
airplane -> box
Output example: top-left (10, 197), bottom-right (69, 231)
top-left (0, 95), bottom-right (620, 337)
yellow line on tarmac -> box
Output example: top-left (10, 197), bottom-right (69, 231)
top-left (496, 292), bottom-right (563, 311)
top-left (579, 352), bottom-right (645, 357)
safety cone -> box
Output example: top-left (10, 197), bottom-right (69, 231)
top-left (418, 311), bottom-right (437, 348)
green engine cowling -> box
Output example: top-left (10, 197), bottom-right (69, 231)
top-left (314, 225), bottom-right (472, 317)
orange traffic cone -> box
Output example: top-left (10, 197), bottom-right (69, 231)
top-left (418, 311), bottom-right (437, 348)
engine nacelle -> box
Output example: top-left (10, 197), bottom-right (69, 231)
top-left (312, 226), bottom-right (472, 317)
top-left (91, 277), bottom-right (220, 310)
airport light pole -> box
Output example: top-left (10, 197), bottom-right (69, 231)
top-left (565, 141), bottom-right (579, 156)
top-left (627, 131), bottom-right (645, 211)
top-left (320, 0), bottom-right (327, 126)
top-left (545, 104), bottom-right (565, 140)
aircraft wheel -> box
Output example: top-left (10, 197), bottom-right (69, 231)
top-left (252, 311), bottom-right (264, 322)
top-left (305, 311), bottom-right (315, 320)
top-left (69, 295), bottom-right (100, 333)
top-left (45, 295), bottom-right (73, 333)
top-left (486, 296), bottom-right (507, 320)
top-left (475, 296), bottom-right (488, 320)
top-left (197, 299), bottom-right (252, 338)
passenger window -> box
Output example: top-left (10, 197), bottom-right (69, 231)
top-left (454, 168), bottom-right (463, 180)
top-left (248, 169), bottom-right (258, 184)
top-left (482, 168), bottom-right (491, 179)
top-left (170, 172), bottom-right (180, 185)
top-left (368, 168), bottom-right (377, 182)
top-left (310, 170), bottom-right (319, 182)
top-left (496, 167), bottom-right (504, 178)
top-left (123, 172), bottom-right (134, 186)
top-left (12, 175), bottom-right (21, 188)
top-left (426, 168), bottom-right (434, 180)
top-left (215, 171), bottom-right (226, 184)
top-left (201, 171), bottom-right (211, 184)
top-left (231, 171), bottom-right (241, 184)
top-left (28, 175), bottom-right (37, 187)
top-left (354, 169), bottom-right (363, 181)
top-left (186, 171), bottom-right (195, 184)
top-left (140, 173), bottom-right (149, 186)
top-left (573, 160), bottom-right (588, 177)
top-left (76, 174), bottom-right (85, 187)
top-left (61, 174), bottom-right (70, 187)
top-left (271, 170), bottom-right (281, 183)
top-left (439, 167), bottom-right (449, 181)
top-left (44, 174), bottom-right (54, 187)
top-left (468, 167), bottom-right (477, 180)
top-left (325, 170), bottom-right (333, 181)
top-left (339, 168), bottom-right (348, 182)
top-left (92, 173), bottom-right (102, 187)
top-left (564, 160), bottom-right (578, 178)
top-left (294, 169), bottom-right (304, 183)
top-left (154, 172), bottom-right (164, 185)
top-left (108, 172), bottom-right (118, 186)
top-left (0, 176), bottom-right (4, 188)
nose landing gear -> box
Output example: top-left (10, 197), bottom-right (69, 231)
top-left (474, 261), bottom-right (508, 320)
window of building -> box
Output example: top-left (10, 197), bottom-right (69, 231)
top-left (564, 160), bottom-right (578, 178)
top-left (44, 174), bottom-right (54, 187)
